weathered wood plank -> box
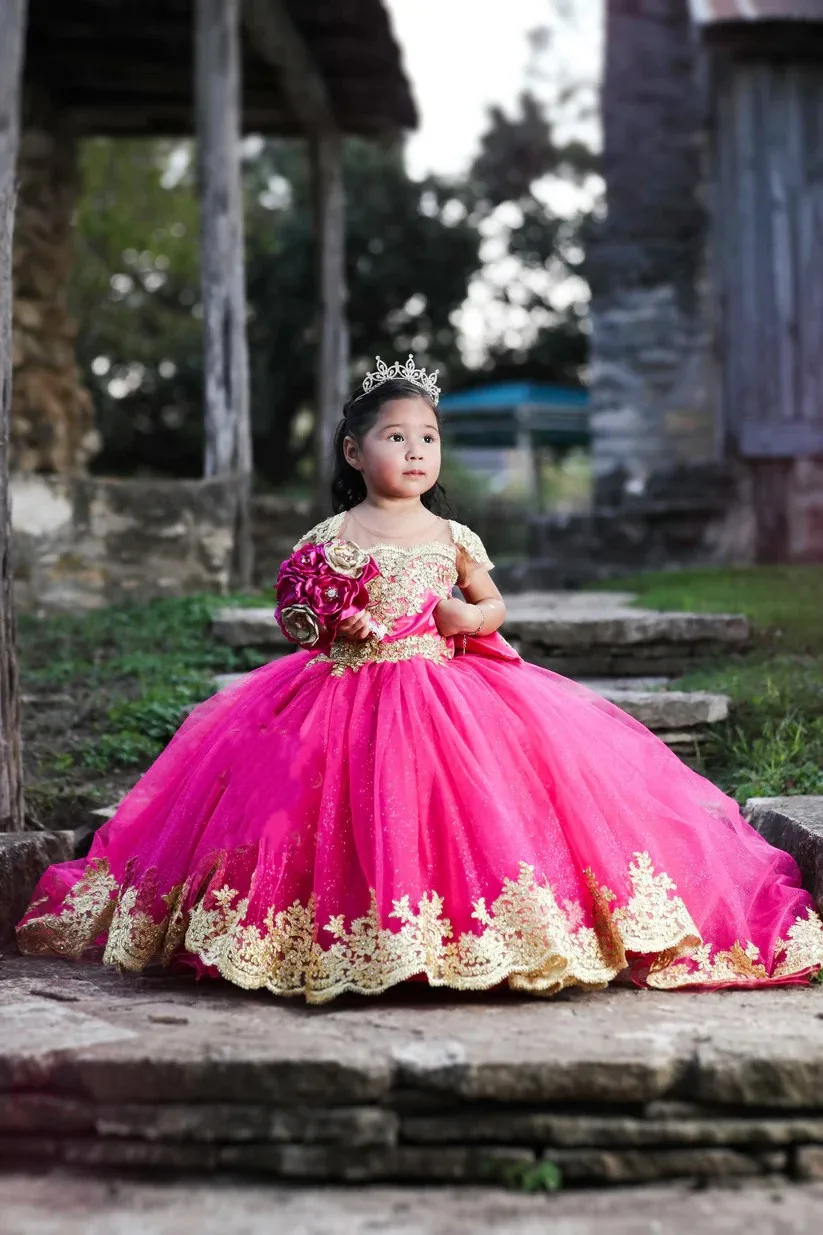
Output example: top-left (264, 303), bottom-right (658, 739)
top-left (312, 131), bottom-right (348, 508)
top-left (0, 0), bottom-right (28, 832)
top-left (769, 65), bottom-right (797, 428)
top-left (712, 62), bottom-right (738, 446)
top-left (242, 0), bottom-right (349, 507)
top-left (242, 0), bottom-right (337, 134)
top-left (732, 65), bottom-right (761, 433)
top-left (799, 71), bottom-right (823, 425)
top-left (195, 0), bottom-right (252, 584)
top-left (716, 58), bottom-right (823, 457)
top-left (741, 420), bottom-right (823, 457)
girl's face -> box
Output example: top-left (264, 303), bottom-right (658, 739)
top-left (344, 396), bottom-right (442, 500)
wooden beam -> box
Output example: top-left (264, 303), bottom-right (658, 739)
top-left (312, 131), bottom-right (348, 510)
top-left (195, 0), bottom-right (253, 585)
top-left (241, 0), bottom-right (349, 508)
top-left (0, 0), bottom-right (28, 833)
top-left (242, 0), bottom-right (337, 136)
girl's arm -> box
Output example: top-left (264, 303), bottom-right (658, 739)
top-left (434, 570), bottom-right (506, 638)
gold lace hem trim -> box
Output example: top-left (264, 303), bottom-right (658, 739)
top-left (16, 850), bottom-right (823, 1003)
top-left (309, 633), bottom-right (452, 676)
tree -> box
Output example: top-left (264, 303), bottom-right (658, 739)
top-left (457, 19), bottom-right (602, 386)
top-left (70, 137), bottom-right (480, 487)
top-left (0, 0), bottom-right (28, 832)
top-left (66, 17), bottom-right (600, 482)
top-left (70, 139), bottom-right (205, 477)
top-left (245, 138), bottom-right (479, 485)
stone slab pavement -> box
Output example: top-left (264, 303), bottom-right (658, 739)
top-left (1, 1173), bottom-right (822, 1235)
top-left (3, 952), bottom-right (823, 1109)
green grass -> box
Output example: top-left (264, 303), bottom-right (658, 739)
top-left (603, 565), bottom-right (823, 654)
top-left (19, 592), bottom-right (273, 809)
top-left (592, 566), bottom-right (823, 803)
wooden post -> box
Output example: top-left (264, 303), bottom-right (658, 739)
top-left (312, 131), bottom-right (348, 510)
top-left (0, 0), bottom-right (28, 832)
top-left (241, 0), bottom-right (348, 512)
top-left (195, 0), bottom-right (253, 585)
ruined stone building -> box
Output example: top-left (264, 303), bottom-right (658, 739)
top-left (585, 0), bottom-right (823, 567)
top-left (10, 0), bottom-right (414, 609)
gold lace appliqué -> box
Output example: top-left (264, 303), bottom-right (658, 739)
top-left (365, 543), bottom-right (456, 630)
top-left (16, 858), bottom-right (119, 958)
top-left (311, 633), bottom-right (452, 676)
top-left (450, 520), bottom-right (494, 580)
top-left (21, 847), bottom-right (822, 1003)
top-left (290, 517), bottom-right (491, 637)
top-left (293, 513), bottom-right (345, 552)
top-left (104, 877), bottom-right (184, 971)
top-left (612, 852), bottom-right (700, 954)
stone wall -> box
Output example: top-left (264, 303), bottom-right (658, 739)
top-left (11, 474), bottom-right (243, 611)
top-left (591, 1), bottom-right (717, 501)
top-left (252, 494), bottom-right (315, 587)
top-left (11, 85), bottom-right (98, 473)
top-left (526, 453), bottom-right (823, 581)
top-left (589, 281), bottom-right (717, 495)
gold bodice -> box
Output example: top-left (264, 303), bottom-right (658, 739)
top-left (293, 513), bottom-right (494, 674)
top-left (295, 513), bottom-right (492, 636)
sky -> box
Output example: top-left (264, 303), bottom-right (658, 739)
top-left (384, 1), bottom-right (604, 363)
top-left (385, 0), bottom-right (604, 180)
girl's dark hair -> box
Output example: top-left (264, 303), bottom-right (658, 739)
top-left (330, 377), bottom-right (453, 516)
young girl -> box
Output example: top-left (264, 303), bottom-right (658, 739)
top-left (17, 357), bottom-right (823, 1000)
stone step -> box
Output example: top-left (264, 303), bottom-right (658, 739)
top-left (590, 687), bottom-right (729, 730)
top-left (211, 594), bottom-right (750, 679)
top-left (503, 591), bottom-right (750, 646)
top-left (4, 950), bottom-right (823, 1189)
top-left (0, 832), bottom-right (73, 944)
top-left (503, 592), bottom-right (750, 678)
top-left (211, 607), bottom-right (290, 649)
top-left (745, 797), bottom-right (823, 911)
top-left (2, 1175), bottom-right (822, 1234)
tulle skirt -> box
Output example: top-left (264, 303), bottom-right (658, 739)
top-left (17, 651), bottom-right (823, 1001)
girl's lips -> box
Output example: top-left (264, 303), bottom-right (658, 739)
top-left (403, 470), bottom-right (426, 476)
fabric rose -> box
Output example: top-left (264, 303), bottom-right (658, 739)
top-left (323, 539), bottom-right (372, 578)
top-left (274, 539), bottom-right (381, 649)
top-left (278, 603), bottom-right (322, 648)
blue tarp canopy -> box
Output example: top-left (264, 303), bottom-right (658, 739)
top-left (439, 381), bottom-right (590, 449)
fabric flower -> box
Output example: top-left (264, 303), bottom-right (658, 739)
top-left (324, 539), bottom-right (372, 578)
top-left (278, 603), bottom-right (322, 648)
top-left (274, 539), bottom-right (381, 650)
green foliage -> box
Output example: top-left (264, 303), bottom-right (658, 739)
top-left (497, 1158), bottom-right (563, 1193)
top-left (602, 566), bottom-right (823, 656)
top-left (68, 23), bottom-right (600, 487)
top-left (71, 140), bottom-right (205, 476)
top-left (245, 139), bottom-right (481, 485)
top-left (19, 594), bottom-right (271, 785)
top-left (592, 567), bottom-right (823, 802)
top-left (707, 713), bottom-right (823, 805)
top-left (70, 137), bottom-right (482, 484)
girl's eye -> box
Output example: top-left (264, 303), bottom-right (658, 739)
top-left (389, 433), bottom-right (404, 442)
top-left (424, 435), bottom-right (436, 443)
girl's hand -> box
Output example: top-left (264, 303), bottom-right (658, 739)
top-left (434, 598), bottom-right (478, 637)
top-left (337, 610), bottom-right (373, 642)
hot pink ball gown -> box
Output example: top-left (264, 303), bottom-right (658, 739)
top-left (16, 514), bottom-right (823, 1001)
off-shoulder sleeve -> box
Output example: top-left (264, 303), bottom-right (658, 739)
top-left (292, 513), bottom-right (344, 551)
top-left (450, 521), bottom-right (494, 586)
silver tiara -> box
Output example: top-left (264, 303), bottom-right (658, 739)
top-left (361, 355), bottom-right (441, 406)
